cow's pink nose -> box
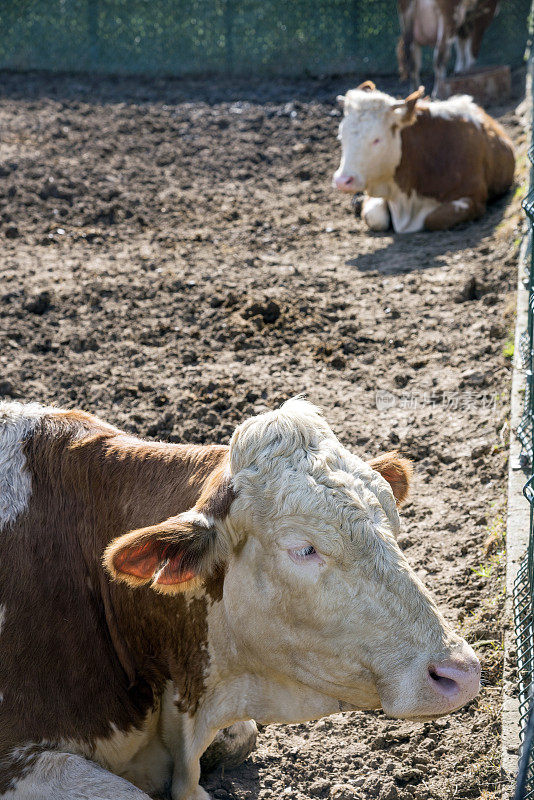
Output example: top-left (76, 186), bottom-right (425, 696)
top-left (335, 175), bottom-right (355, 190)
top-left (427, 658), bottom-right (481, 708)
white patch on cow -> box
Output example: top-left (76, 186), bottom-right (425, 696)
top-left (362, 197), bottom-right (390, 231)
top-left (180, 509), bottom-right (214, 529)
top-left (427, 94), bottom-right (483, 127)
top-left (91, 712), bottom-right (159, 773)
top-left (0, 402), bottom-right (59, 531)
top-left (342, 86), bottom-right (396, 114)
top-left (69, 709), bottom-right (171, 796)
top-left (387, 187), bottom-right (440, 233)
top-left (413, 0), bottom-right (439, 44)
top-left (2, 747), bottom-right (152, 799)
top-left (452, 198), bottom-right (470, 211)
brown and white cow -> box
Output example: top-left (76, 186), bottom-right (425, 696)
top-left (333, 81), bottom-right (514, 233)
top-left (397, 0), bottom-right (499, 98)
top-left (0, 399), bottom-right (480, 800)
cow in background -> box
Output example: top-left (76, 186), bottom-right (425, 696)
top-left (397, 0), bottom-right (499, 98)
top-left (333, 81), bottom-right (514, 233)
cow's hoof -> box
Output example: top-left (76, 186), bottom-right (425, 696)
top-left (351, 193), bottom-right (364, 217)
top-left (200, 720), bottom-right (258, 773)
top-left (174, 784), bottom-right (211, 800)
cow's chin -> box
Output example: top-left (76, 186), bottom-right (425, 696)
top-left (384, 711), bottom-right (448, 722)
top-left (380, 696), bottom-right (467, 722)
top-left (337, 700), bottom-right (370, 712)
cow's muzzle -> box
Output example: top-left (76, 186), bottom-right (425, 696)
top-left (333, 174), bottom-right (359, 193)
top-left (426, 655), bottom-right (481, 711)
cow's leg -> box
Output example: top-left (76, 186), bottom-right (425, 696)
top-left (432, 19), bottom-right (452, 98)
top-left (160, 692), bottom-right (211, 800)
top-left (412, 42), bottom-right (422, 89)
top-left (200, 721), bottom-right (258, 773)
top-left (454, 35), bottom-right (474, 73)
top-left (362, 197), bottom-right (391, 231)
top-left (1, 749), bottom-right (152, 800)
top-left (404, 36), bottom-right (421, 92)
top-left (454, 36), bottom-right (464, 72)
top-left (423, 197), bottom-right (482, 230)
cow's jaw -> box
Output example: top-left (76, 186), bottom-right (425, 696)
top-left (203, 600), bottom-right (356, 727)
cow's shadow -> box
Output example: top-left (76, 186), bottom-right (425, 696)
top-left (150, 759), bottom-right (261, 800)
top-left (200, 757), bottom-right (262, 800)
top-left (345, 189), bottom-right (513, 274)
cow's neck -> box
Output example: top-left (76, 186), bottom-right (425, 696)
top-left (35, 422), bottom-right (231, 713)
top-left (366, 178), bottom-right (395, 199)
top-left (94, 434), bottom-right (230, 530)
top-left (91, 434), bottom-right (230, 703)
top-left (167, 596), bottom-right (341, 783)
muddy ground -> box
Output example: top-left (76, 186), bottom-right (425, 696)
top-left (0, 68), bottom-right (528, 800)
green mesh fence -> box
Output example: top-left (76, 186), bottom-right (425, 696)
top-left (0, 0), bottom-right (530, 77)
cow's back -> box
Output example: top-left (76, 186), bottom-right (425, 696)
top-left (479, 109), bottom-right (515, 200)
top-left (394, 101), bottom-right (514, 208)
top-left (0, 402), bottom-right (227, 789)
top-left (0, 404), bottom-right (155, 780)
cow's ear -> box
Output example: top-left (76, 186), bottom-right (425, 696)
top-left (391, 85), bottom-right (424, 127)
top-left (337, 94), bottom-right (346, 106)
top-left (104, 510), bottom-right (228, 594)
top-left (356, 80), bottom-right (376, 92)
top-left (368, 451), bottom-right (413, 506)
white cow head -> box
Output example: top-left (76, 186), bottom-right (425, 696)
top-left (333, 81), bottom-right (424, 195)
top-left (106, 398), bottom-right (479, 723)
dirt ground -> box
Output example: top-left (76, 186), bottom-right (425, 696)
top-left (0, 68), bottom-right (528, 800)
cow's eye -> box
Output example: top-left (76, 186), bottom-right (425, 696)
top-left (372, 137), bottom-right (380, 145)
top-left (288, 545), bottom-right (322, 564)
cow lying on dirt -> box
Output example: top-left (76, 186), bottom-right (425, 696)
top-left (0, 399), bottom-right (480, 800)
top-left (333, 81), bottom-right (514, 233)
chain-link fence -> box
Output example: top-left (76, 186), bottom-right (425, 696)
top-left (0, 0), bottom-right (530, 77)
top-left (514, 11), bottom-right (534, 800)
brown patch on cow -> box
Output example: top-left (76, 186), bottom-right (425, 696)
top-left (368, 451), bottom-right (413, 505)
top-left (204, 562), bottom-right (227, 604)
top-left (196, 456), bottom-right (236, 519)
top-left (170, 595), bottom-right (211, 714)
top-left (456, 0), bottom-right (499, 59)
top-left (394, 105), bottom-right (515, 217)
top-left (396, 36), bottom-right (409, 81)
top-left (424, 197), bottom-right (479, 230)
top-left (0, 409), bottom-right (231, 770)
